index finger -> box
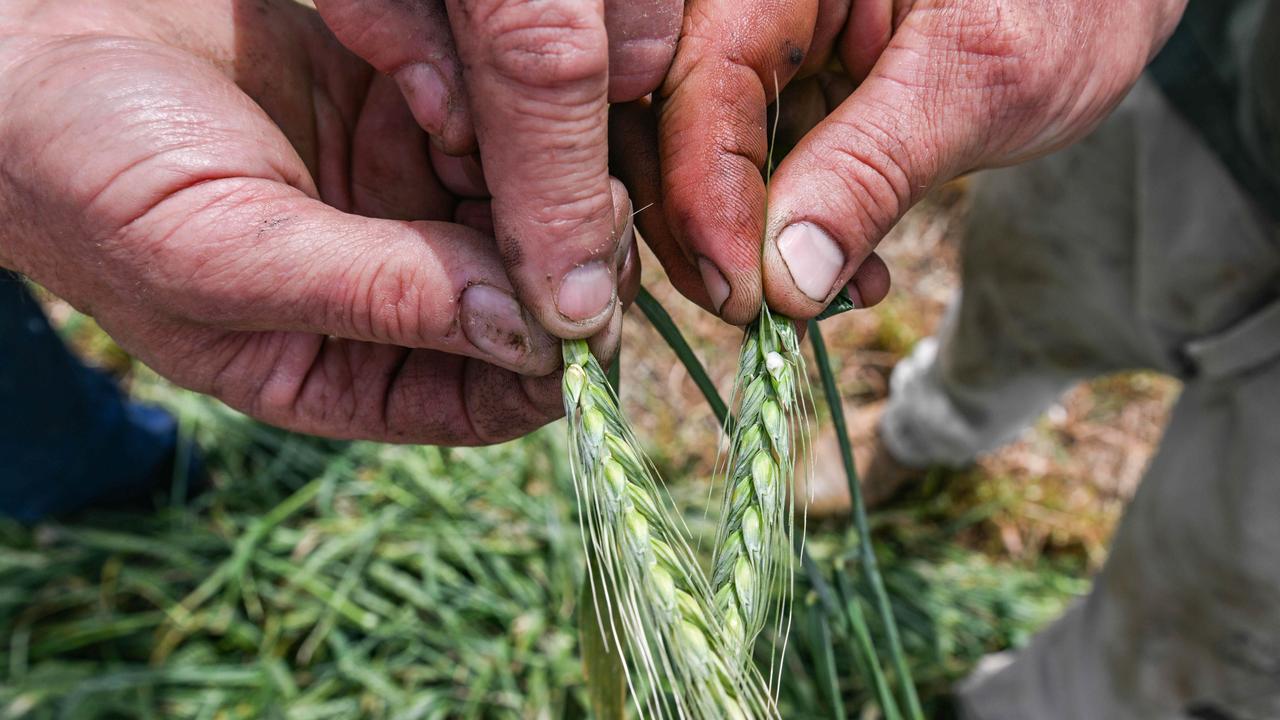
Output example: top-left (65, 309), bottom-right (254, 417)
top-left (657, 0), bottom-right (818, 324)
top-left (445, 0), bottom-right (620, 339)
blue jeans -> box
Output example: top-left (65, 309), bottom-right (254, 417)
top-left (0, 272), bottom-right (178, 521)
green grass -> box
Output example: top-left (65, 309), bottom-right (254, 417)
top-left (2, 380), bottom-right (589, 719)
top-left (0, 312), bottom-right (1089, 718)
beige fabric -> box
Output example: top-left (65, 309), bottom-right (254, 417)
top-left (881, 77), bottom-right (1280, 719)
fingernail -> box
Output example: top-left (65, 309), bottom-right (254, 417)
top-left (614, 218), bottom-right (635, 272)
top-left (619, 241), bottom-right (639, 286)
top-left (844, 282), bottom-right (863, 309)
top-left (698, 258), bottom-right (730, 313)
top-left (394, 63), bottom-right (449, 136)
top-left (557, 262), bottom-right (615, 323)
top-left (777, 222), bottom-right (844, 302)
top-left (461, 284), bottom-right (537, 368)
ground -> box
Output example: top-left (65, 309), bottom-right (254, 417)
top-left (1, 182), bottom-right (1180, 718)
top-left (629, 181), bottom-right (1179, 570)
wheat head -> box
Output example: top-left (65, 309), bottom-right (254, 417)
top-left (562, 339), bottom-right (777, 719)
top-left (712, 308), bottom-right (809, 678)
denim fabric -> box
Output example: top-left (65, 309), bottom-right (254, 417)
top-left (0, 272), bottom-right (176, 522)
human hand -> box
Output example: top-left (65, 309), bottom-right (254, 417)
top-left (613, 0), bottom-right (1186, 324)
top-left (0, 0), bottom-right (637, 445)
top-left (315, 0), bottom-right (682, 339)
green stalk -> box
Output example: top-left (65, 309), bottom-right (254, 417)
top-left (807, 321), bottom-right (923, 720)
top-left (634, 288), bottom-right (730, 429)
top-left (835, 564), bottom-right (902, 720)
top-left (635, 283), bottom-right (919, 716)
top-left (634, 288), bottom-right (916, 712)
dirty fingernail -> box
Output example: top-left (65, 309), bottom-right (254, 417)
top-left (461, 284), bottom-right (537, 368)
top-left (698, 258), bottom-right (730, 313)
top-left (557, 262), bottom-right (615, 323)
top-left (778, 222), bottom-right (844, 302)
top-left (395, 63), bottom-right (449, 136)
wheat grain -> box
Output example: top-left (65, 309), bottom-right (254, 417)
top-left (562, 339), bottom-right (776, 719)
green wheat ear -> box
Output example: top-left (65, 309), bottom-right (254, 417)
top-left (562, 339), bottom-right (778, 719)
top-left (711, 307), bottom-right (811, 682)
top-left (709, 71), bottom-right (814, 685)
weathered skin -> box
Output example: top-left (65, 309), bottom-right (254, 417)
top-left (0, 0), bottom-right (639, 445)
top-left (316, 0), bottom-right (682, 340)
top-left (611, 0), bottom-right (1188, 324)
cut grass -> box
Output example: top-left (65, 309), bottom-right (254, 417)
top-left (0, 304), bottom-right (1095, 718)
top-left (1, 390), bottom-right (591, 719)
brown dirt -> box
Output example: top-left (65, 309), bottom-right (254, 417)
top-left (620, 180), bottom-right (1180, 570)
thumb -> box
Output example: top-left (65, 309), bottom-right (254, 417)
top-left (763, 11), bottom-right (1026, 317)
top-left (129, 177), bottom-right (563, 376)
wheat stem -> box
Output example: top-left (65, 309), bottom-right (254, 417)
top-left (808, 322), bottom-right (923, 720)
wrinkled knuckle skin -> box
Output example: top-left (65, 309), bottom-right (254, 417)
top-left (810, 120), bottom-right (913, 245)
top-left (342, 256), bottom-right (453, 346)
top-left (921, 1), bottom-right (1046, 114)
top-left (475, 1), bottom-right (608, 90)
top-left (464, 361), bottom-right (561, 444)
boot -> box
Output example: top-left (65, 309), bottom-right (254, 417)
top-left (796, 400), bottom-right (925, 519)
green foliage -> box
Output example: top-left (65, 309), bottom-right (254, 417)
top-left (809, 321), bottom-right (922, 720)
top-left (783, 534), bottom-right (1085, 717)
top-left (1, 394), bottom-right (589, 719)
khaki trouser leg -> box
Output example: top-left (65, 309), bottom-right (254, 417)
top-left (881, 76), bottom-right (1280, 718)
top-left (882, 79), bottom-right (1174, 470)
top-left (961, 364), bottom-right (1280, 720)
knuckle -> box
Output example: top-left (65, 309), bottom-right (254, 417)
top-left (477, 1), bottom-right (608, 89)
top-left (528, 184), bottom-right (613, 232)
top-left (464, 361), bottom-right (561, 444)
top-left (814, 120), bottom-right (913, 242)
top-left (913, 0), bottom-right (1046, 111)
top-left (202, 334), bottom-right (298, 425)
top-left (343, 255), bottom-right (454, 346)
top-left (497, 185), bottom-right (615, 269)
top-left (288, 358), bottom-right (365, 435)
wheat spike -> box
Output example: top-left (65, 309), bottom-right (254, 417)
top-left (711, 307), bottom-right (808, 678)
top-left (562, 340), bottom-right (776, 719)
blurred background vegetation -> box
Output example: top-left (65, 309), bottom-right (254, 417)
top-left (0, 185), bottom-right (1178, 718)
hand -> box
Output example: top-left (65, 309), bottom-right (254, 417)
top-left (315, 0), bottom-right (682, 339)
top-left (614, 0), bottom-right (1186, 324)
top-left (0, 0), bottom-right (637, 445)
